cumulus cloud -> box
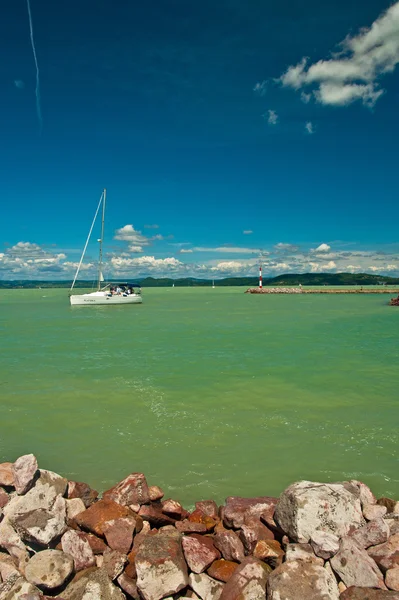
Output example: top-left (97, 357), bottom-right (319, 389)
top-left (128, 245), bottom-right (144, 253)
top-left (110, 255), bottom-right (184, 272)
top-left (278, 2), bottom-right (399, 107)
top-left (210, 261), bottom-right (247, 273)
top-left (193, 246), bottom-right (256, 254)
top-left (0, 242), bottom-right (71, 278)
top-left (305, 121), bottom-right (314, 134)
top-left (266, 110), bottom-right (278, 125)
top-left (114, 225), bottom-right (150, 246)
top-left (312, 243), bottom-right (331, 253)
top-left (274, 243), bottom-right (299, 252)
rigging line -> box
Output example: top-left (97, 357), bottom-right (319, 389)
top-left (26, 0), bottom-right (43, 133)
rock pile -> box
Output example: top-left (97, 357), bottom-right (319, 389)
top-left (389, 295), bottom-right (399, 306)
top-left (1, 456), bottom-right (399, 599)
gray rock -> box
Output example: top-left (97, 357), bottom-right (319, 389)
top-left (37, 470), bottom-right (68, 496)
top-left (65, 498), bottom-right (86, 521)
top-left (0, 574), bottom-right (44, 599)
top-left (25, 549), bottom-right (73, 590)
top-left (56, 567), bottom-right (126, 599)
top-left (311, 531), bottom-right (340, 559)
top-left (0, 521), bottom-right (30, 569)
top-left (275, 481), bottom-right (364, 543)
top-left (12, 455), bottom-right (38, 495)
top-left (188, 573), bottom-right (224, 600)
top-left (285, 543), bottom-right (324, 565)
top-left (0, 552), bottom-right (19, 583)
top-left (364, 504), bottom-right (388, 521)
top-left (330, 537), bottom-right (386, 589)
top-left (61, 529), bottom-right (96, 571)
top-left (267, 560), bottom-right (340, 600)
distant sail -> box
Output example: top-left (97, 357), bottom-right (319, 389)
top-left (99, 271), bottom-right (105, 282)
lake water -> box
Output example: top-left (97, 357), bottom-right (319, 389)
top-left (0, 287), bottom-right (398, 506)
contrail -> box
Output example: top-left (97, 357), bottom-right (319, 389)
top-left (26, 0), bottom-right (43, 133)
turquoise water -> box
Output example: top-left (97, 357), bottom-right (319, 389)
top-left (0, 287), bottom-right (398, 506)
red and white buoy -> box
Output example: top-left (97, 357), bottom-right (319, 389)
top-left (259, 264), bottom-right (263, 289)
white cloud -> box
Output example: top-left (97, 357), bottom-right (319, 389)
top-left (274, 243), bottom-right (299, 252)
top-left (267, 110), bottom-right (278, 125)
top-left (278, 2), bottom-right (399, 107)
top-left (312, 243), bottom-right (331, 253)
top-left (193, 246), bottom-right (256, 254)
top-left (243, 230), bottom-right (253, 235)
top-left (179, 248), bottom-right (193, 254)
top-left (253, 81), bottom-right (267, 95)
top-left (210, 261), bottom-right (247, 273)
top-left (305, 121), bottom-right (314, 134)
top-left (114, 225), bottom-right (150, 246)
top-left (128, 245), bottom-right (144, 253)
top-left (301, 91), bottom-right (311, 104)
top-left (110, 255), bottom-right (184, 272)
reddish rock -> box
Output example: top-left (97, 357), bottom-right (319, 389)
top-left (350, 480), bottom-right (377, 507)
top-left (368, 534), bottom-right (399, 572)
top-left (67, 481), bottom-right (98, 508)
top-left (219, 557), bottom-right (271, 600)
top-left (386, 520), bottom-right (399, 537)
top-left (386, 568), bottom-right (399, 592)
top-left (103, 548), bottom-right (128, 580)
top-left (285, 543), bottom-right (324, 565)
top-left (0, 463), bottom-right (15, 488)
top-left (125, 549), bottom-right (137, 579)
top-left (104, 516), bottom-right (138, 554)
top-left (189, 508), bottom-right (219, 531)
top-left (117, 572), bottom-right (140, 599)
top-left (74, 499), bottom-right (134, 536)
top-left (148, 485), bottom-right (164, 502)
top-left (331, 537), bottom-right (386, 589)
top-left (135, 530), bottom-right (189, 600)
top-left (12, 454), bottom-right (38, 495)
top-left (103, 473), bottom-right (150, 506)
top-left (378, 498), bottom-right (398, 514)
top-left (349, 518), bottom-right (390, 549)
top-left (78, 531), bottom-right (108, 554)
top-left (267, 560), bottom-right (339, 600)
top-left (175, 519), bottom-right (207, 534)
top-left (223, 496), bottom-right (278, 529)
top-left (133, 521), bottom-right (151, 550)
top-left (182, 534), bottom-right (221, 574)
top-left (162, 499), bottom-right (185, 517)
top-left (238, 519), bottom-right (275, 554)
top-left (139, 503), bottom-right (177, 527)
top-left (0, 488), bottom-right (9, 509)
top-left (253, 539), bottom-right (284, 567)
top-left (214, 530), bottom-right (245, 563)
top-left (207, 559), bottom-right (238, 582)
top-left (340, 588), bottom-right (399, 599)
top-left (196, 500), bottom-right (219, 519)
top-left (61, 529), bottom-right (96, 571)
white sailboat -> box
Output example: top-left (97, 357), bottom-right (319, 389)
top-left (69, 189), bottom-right (143, 306)
top-left (212, 280), bottom-right (215, 289)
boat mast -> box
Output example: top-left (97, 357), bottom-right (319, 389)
top-left (97, 189), bottom-right (106, 291)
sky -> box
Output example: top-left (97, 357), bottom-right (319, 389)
top-left (1, 0), bottom-right (399, 280)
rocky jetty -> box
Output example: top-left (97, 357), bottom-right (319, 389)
top-left (1, 456), bottom-right (399, 599)
top-left (245, 287), bottom-right (399, 294)
top-left (389, 295), bottom-right (399, 306)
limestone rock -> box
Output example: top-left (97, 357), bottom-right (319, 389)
top-left (0, 464), bottom-right (15, 488)
top-left (285, 543), bottom-right (324, 566)
top-left (267, 560), bottom-right (340, 600)
top-left (0, 521), bottom-right (30, 567)
top-left (275, 481), bottom-right (364, 543)
top-left (368, 534), bottom-right (399, 572)
top-left (104, 517), bottom-right (138, 554)
top-left (311, 531), bottom-right (340, 559)
top-left (11, 495), bottom-right (67, 546)
top-left (61, 529), bottom-right (96, 571)
top-left (207, 559), bottom-right (238, 583)
top-left (350, 481), bottom-right (377, 507)
top-left (349, 518), bottom-right (390, 549)
top-left (57, 567), bottom-right (126, 599)
top-left (219, 557), bottom-right (271, 600)
top-left (182, 534), bottom-right (220, 574)
top-left (188, 572), bottom-right (224, 600)
top-left (74, 499), bottom-right (134, 536)
top-left (385, 568), bottom-right (399, 592)
top-left (0, 574), bottom-right (44, 599)
top-left (340, 588), bottom-right (399, 599)
top-left (364, 504), bottom-right (388, 521)
top-left (67, 480), bottom-right (98, 508)
top-left (135, 530), bottom-right (189, 600)
top-left (0, 552), bottom-right (19, 582)
top-left (65, 498), bottom-right (86, 522)
top-left (12, 455), bottom-right (38, 495)
top-left (25, 550), bottom-right (73, 590)
top-left (37, 470), bottom-right (67, 496)
top-left (330, 537), bottom-right (386, 589)
top-left (213, 530), bottom-right (245, 562)
top-left (223, 496), bottom-right (277, 529)
top-left (102, 473), bottom-right (150, 507)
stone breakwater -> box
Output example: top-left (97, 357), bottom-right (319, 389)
top-left (245, 287), bottom-right (399, 294)
top-left (389, 295), bottom-right (399, 306)
top-left (1, 456), bottom-right (399, 599)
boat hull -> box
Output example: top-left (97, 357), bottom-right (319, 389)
top-left (70, 292), bottom-right (142, 306)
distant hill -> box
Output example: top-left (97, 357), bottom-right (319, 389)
top-left (1, 273), bottom-right (398, 289)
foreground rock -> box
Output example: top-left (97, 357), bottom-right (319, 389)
top-left (267, 560), bottom-right (340, 599)
top-left (25, 549), bottom-right (74, 589)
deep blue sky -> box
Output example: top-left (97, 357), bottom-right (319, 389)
top-left (1, 0), bottom-right (398, 279)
